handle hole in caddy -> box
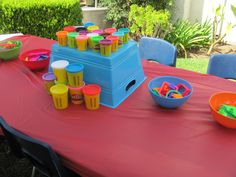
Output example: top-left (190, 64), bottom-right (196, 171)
top-left (126, 80), bottom-right (136, 91)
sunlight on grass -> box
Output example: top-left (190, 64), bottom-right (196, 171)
top-left (176, 58), bottom-right (209, 74)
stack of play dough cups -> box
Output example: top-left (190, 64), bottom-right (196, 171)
top-left (50, 60), bottom-right (70, 109)
top-left (51, 60), bottom-right (69, 84)
top-left (66, 63), bottom-right (85, 104)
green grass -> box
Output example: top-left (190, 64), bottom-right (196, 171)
top-left (176, 58), bottom-right (209, 74)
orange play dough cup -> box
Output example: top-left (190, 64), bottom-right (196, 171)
top-left (56, 31), bottom-right (68, 46)
top-left (106, 36), bottom-right (119, 52)
top-left (76, 35), bottom-right (89, 51)
top-left (82, 84), bottom-right (101, 110)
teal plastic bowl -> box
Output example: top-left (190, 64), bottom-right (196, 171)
top-left (148, 76), bottom-right (193, 108)
top-left (0, 40), bottom-right (22, 60)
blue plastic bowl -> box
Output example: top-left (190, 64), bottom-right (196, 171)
top-left (148, 76), bottom-right (193, 108)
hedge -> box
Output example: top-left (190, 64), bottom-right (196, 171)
top-left (0, 0), bottom-right (83, 39)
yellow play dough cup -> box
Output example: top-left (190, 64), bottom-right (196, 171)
top-left (118, 28), bottom-right (130, 43)
top-left (56, 31), bottom-right (68, 46)
top-left (87, 33), bottom-right (99, 48)
top-left (87, 25), bottom-right (99, 32)
top-left (50, 84), bottom-right (69, 109)
top-left (106, 36), bottom-right (119, 52)
top-left (76, 35), bottom-right (89, 51)
top-left (82, 84), bottom-right (101, 110)
top-left (99, 39), bottom-right (112, 57)
top-left (68, 82), bottom-right (85, 104)
top-left (91, 36), bottom-right (104, 52)
top-left (67, 32), bottom-right (78, 48)
top-left (51, 60), bottom-right (69, 84)
top-left (112, 32), bottom-right (124, 48)
top-left (66, 63), bottom-right (84, 87)
top-left (42, 72), bottom-right (56, 95)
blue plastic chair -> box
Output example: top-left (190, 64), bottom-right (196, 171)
top-left (139, 37), bottom-right (177, 67)
top-left (207, 54), bottom-right (236, 79)
top-left (0, 116), bottom-right (81, 177)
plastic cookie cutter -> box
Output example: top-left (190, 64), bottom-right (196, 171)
top-left (166, 90), bottom-right (183, 98)
top-left (152, 88), bottom-right (160, 96)
top-left (159, 82), bottom-right (177, 96)
top-left (176, 84), bottom-right (190, 97)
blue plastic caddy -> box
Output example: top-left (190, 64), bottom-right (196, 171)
top-left (49, 40), bottom-right (146, 108)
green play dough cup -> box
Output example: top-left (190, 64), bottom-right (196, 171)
top-left (67, 32), bottom-right (78, 48)
top-left (91, 36), bottom-right (104, 52)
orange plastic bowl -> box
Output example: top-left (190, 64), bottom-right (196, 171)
top-left (209, 92), bottom-right (236, 128)
top-left (19, 49), bottom-right (50, 71)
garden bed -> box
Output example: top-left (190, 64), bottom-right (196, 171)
top-left (188, 43), bottom-right (236, 59)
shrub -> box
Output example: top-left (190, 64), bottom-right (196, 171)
top-left (0, 0), bottom-right (83, 39)
top-left (128, 4), bottom-right (171, 40)
top-left (99, 0), bottom-right (175, 28)
top-left (165, 19), bottom-right (212, 57)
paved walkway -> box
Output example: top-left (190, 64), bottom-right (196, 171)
top-left (0, 33), bottom-right (23, 41)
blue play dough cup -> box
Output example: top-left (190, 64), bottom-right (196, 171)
top-left (66, 63), bottom-right (84, 87)
top-left (148, 76), bottom-right (193, 108)
top-left (118, 28), bottom-right (130, 43)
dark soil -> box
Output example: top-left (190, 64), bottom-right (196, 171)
top-left (0, 142), bottom-right (45, 177)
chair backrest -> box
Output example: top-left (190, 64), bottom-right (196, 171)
top-left (139, 37), bottom-right (177, 67)
top-left (207, 54), bottom-right (236, 79)
top-left (0, 116), bottom-right (66, 177)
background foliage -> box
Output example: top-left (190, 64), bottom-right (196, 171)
top-left (0, 0), bottom-right (83, 39)
top-left (165, 19), bottom-right (212, 57)
top-left (99, 0), bottom-right (175, 28)
top-left (129, 5), bottom-right (171, 40)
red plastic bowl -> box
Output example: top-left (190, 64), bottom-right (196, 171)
top-left (19, 49), bottom-right (50, 71)
top-left (209, 92), bottom-right (236, 128)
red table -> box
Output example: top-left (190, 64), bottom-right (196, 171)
top-left (1, 35), bottom-right (236, 177)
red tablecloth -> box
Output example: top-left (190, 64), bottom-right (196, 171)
top-left (1, 35), bottom-right (236, 177)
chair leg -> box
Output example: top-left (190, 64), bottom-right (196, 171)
top-left (31, 166), bottom-right (36, 177)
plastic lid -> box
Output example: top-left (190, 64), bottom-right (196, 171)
top-left (106, 35), bottom-right (119, 41)
top-left (50, 84), bottom-right (68, 95)
top-left (104, 28), bottom-right (117, 34)
top-left (51, 60), bottom-right (69, 69)
top-left (82, 84), bottom-right (101, 95)
top-left (56, 31), bottom-right (68, 37)
top-left (79, 30), bottom-right (88, 35)
top-left (118, 28), bottom-right (130, 33)
top-left (91, 36), bottom-right (104, 42)
top-left (84, 22), bottom-right (95, 28)
top-left (64, 26), bottom-right (76, 32)
top-left (87, 26), bottom-right (99, 31)
top-left (75, 26), bottom-right (87, 32)
top-left (112, 32), bottom-right (124, 37)
top-left (76, 35), bottom-right (89, 40)
top-left (67, 32), bottom-right (79, 38)
top-left (42, 72), bottom-right (56, 81)
top-left (66, 63), bottom-right (84, 73)
top-left (87, 33), bottom-right (99, 37)
top-left (99, 39), bottom-right (112, 45)
top-left (92, 29), bottom-right (104, 34)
